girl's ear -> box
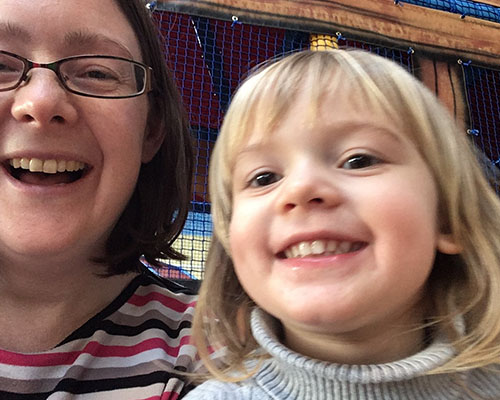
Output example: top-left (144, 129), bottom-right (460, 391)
top-left (437, 233), bottom-right (462, 255)
top-left (141, 114), bottom-right (165, 163)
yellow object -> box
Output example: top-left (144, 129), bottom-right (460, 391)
top-left (163, 234), bottom-right (211, 279)
top-left (310, 34), bottom-right (339, 51)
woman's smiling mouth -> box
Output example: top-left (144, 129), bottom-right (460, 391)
top-left (6, 157), bottom-right (89, 185)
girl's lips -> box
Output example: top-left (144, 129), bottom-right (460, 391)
top-left (277, 242), bottom-right (369, 271)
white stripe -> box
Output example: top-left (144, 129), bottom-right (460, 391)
top-left (119, 300), bottom-right (195, 320)
top-left (0, 343), bottom-right (197, 380)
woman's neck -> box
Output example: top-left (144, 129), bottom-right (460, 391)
top-left (0, 256), bottom-right (137, 352)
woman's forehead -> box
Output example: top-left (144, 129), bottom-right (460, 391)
top-left (0, 0), bottom-right (142, 61)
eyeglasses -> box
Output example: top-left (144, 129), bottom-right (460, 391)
top-left (0, 51), bottom-right (153, 99)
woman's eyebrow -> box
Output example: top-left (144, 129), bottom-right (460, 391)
top-left (0, 23), bottom-right (133, 59)
top-left (0, 22), bottom-right (31, 41)
top-left (64, 31), bottom-right (134, 58)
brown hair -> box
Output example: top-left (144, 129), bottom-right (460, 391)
top-left (100, 0), bottom-right (193, 275)
top-left (193, 50), bottom-right (500, 380)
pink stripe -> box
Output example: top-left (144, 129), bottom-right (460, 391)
top-left (139, 390), bottom-right (178, 400)
top-left (0, 336), bottom-right (193, 367)
top-left (163, 392), bottom-right (178, 400)
top-left (128, 291), bottom-right (196, 312)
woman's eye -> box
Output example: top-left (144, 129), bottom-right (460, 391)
top-left (249, 171), bottom-right (281, 187)
top-left (342, 154), bottom-right (381, 169)
top-left (82, 69), bottom-right (118, 81)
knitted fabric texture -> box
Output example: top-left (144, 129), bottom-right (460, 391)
top-left (185, 308), bottom-right (500, 399)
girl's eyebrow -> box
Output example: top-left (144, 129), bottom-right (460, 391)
top-left (237, 122), bottom-right (403, 155)
top-left (320, 121), bottom-right (404, 142)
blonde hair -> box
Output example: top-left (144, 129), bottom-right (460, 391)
top-left (193, 49), bottom-right (500, 381)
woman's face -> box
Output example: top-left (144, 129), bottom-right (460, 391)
top-left (0, 0), bottom-right (160, 263)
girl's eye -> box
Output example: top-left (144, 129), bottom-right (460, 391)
top-left (249, 171), bottom-right (282, 187)
top-left (342, 154), bottom-right (381, 169)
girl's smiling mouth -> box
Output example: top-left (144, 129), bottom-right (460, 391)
top-left (279, 240), bottom-right (367, 259)
top-left (6, 157), bottom-right (90, 185)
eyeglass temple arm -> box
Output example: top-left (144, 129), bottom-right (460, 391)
top-left (145, 67), bottom-right (153, 93)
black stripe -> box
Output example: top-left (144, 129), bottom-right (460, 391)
top-left (0, 372), bottom-right (188, 398)
top-left (99, 318), bottom-right (193, 338)
top-left (61, 268), bottom-right (195, 343)
top-left (0, 391), bottom-right (50, 400)
top-left (52, 371), bottom-right (186, 395)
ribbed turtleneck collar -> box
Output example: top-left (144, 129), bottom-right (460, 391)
top-left (250, 308), bottom-right (464, 400)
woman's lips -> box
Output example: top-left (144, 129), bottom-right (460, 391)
top-left (6, 157), bottom-right (88, 185)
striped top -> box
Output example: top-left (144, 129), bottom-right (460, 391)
top-left (0, 268), bottom-right (198, 399)
top-left (185, 308), bottom-right (500, 400)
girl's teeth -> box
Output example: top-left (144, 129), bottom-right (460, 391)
top-left (327, 241), bottom-right (338, 252)
top-left (298, 242), bottom-right (311, 256)
top-left (337, 241), bottom-right (351, 254)
top-left (284, 240), bottom-right (362, 258)
top-left (9, 158), bottom-right (85, 174)
top-left (311, 240), bottom-right (325, 254)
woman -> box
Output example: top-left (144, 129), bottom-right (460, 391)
top-left (0, 0), bottom-right (196, 398)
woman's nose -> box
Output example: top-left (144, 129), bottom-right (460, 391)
top-left (10, 70), bottom-right (78, 127)
top-left (275, 162), bottom-right (343, 213)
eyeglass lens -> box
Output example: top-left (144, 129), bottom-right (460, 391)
top-left (0, 53), bottom-right (147, 98)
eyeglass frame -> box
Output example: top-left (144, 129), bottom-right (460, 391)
top-left (0, 50), bottom-right (153, 99)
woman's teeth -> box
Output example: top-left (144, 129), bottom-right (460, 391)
top-left (284, 240), bottom-right (364, 258)
top-left (9, 158), bottom-right (85, 174)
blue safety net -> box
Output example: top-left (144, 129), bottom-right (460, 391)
top-left (462, 63), bottom-right (500, 192)
top-left (397, 0), bottom-right (500, 23)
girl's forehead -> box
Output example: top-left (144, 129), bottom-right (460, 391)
top-left (228, 88), bottom-right (410, 164)
top-left (226, 64), bottom-right (418, 166)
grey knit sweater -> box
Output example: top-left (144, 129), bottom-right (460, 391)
top-left (185, 308), bottom-right (500, 399)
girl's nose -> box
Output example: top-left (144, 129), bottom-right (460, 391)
top-left (275, 162), bottom-right (343, 213)
top-left (10, 70), bottom-right (78, 127)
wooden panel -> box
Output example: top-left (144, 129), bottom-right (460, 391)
top-left (417, 56), bottom-right (467, 126)
top-left (477, 0), bottom-right (500, 7)
top-left (193, 138), bottom-right (213, 203)
top-left (159, 0), bottom-right (500, 66)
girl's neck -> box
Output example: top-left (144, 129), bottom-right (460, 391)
top-left (283, 308), bottom-right (427, 365)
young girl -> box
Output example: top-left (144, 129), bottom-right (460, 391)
top-left (186, 50), bottom-right (500, 399)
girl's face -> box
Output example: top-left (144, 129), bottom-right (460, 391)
top-left (0, 0), bottom-right (159, 263)
top-left (229, 86), bottom-right (459, 353)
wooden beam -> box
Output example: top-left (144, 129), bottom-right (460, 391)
top-left (158, 0), bottom-right (500, 66)
top-left (417, 56), bottom-right (467, 126)
top-left (475, 0), bottom-right (500, 7)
